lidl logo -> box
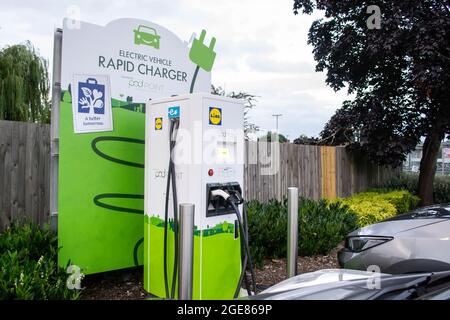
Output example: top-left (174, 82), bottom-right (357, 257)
top-left (155, 117), bottom-right (162, 130)
top-left (209, 107), bottom-right (222, 125)
top-left (168, 106), bottom-right (180, 119)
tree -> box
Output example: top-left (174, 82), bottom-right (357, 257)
top-left (0, 41), bottom-right (50, 123)
top-left (293, 0), bottom-right (450, 205)
top-left (293, 134), bottom-right (319, 145)
top-left (259, 131), bottom-right (289, 143)
top-left (211, 85), bottom-right (259, 138)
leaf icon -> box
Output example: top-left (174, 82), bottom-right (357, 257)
top-left (81, 87), bottom-right (92, 98)
top-left (92, 89), bottom-right (103, 101)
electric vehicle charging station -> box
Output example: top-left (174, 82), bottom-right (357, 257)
top-left (144, 93), bottom-right (255, 299)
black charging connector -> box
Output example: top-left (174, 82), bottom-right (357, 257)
top-left (206, 182), bottom-right (242, 217)
top-left (207, 185), bottom-right (257, 298)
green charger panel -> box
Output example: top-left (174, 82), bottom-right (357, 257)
top-left (58, 91), bottom-right (145, 274)
top-left (144, 216), bottom-right (241, 299)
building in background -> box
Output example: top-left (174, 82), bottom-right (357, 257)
top-left (404, 141), bottom-right (450, 175)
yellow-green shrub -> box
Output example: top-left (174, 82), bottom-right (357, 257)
top-left (338, 197), bottom-right (397, 227)
top-left (375, 190), bottom-right (420, 214)
top-left (336, 190), bottom-right (419, 227)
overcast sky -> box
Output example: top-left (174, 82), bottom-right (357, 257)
top-left (0, 0), bottom-right (351, 139)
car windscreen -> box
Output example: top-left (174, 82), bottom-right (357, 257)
top-left (386, 205), bottom-right (450, 221)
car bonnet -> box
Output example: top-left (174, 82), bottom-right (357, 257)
top-left (348, 218), bottom-right (447, 237)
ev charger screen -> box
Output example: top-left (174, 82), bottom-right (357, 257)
top-left (216, 141), bottom-right (237, 164)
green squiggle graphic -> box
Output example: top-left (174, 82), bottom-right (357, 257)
top-left (93, 193), bottom-right (144, 214)
top-left (90, 132), bottom-right (146, 265)
top-left (91, 136), bottom-right (145, 168)
top-left (134, 237), bottom-right (144, 266)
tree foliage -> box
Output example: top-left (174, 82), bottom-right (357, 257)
top-left (259, 131), bottom-right (289, 143)
top-left (293, 133), bottom-right (319, 145)
top-left (211, 84), bottom-right (259, 138)
top-left (0, 42), bottom-right (50, 123)
top-left (293, 0), bottom-right (450, 204)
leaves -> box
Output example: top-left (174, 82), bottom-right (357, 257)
top-left (292, 0), bottom-right (450, 154)
top-left (376, 172), bottom-right (450, 204)
top-left (0, 41), bottom-right (50, 123)
top-left (211, 84), bottom-right (259, 138)
top-left (246, 197), bottom-right (358, 266)
top-left (0, 221), bottom-right (80, 300)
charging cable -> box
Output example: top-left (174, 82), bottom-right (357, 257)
top-left (210, 189), bottom-right (257, 298)
top-left (163, 118), bottom-right (180, 299)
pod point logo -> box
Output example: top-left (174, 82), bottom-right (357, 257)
top-left (155, 117), bottom-right (162, 130)
top-left (209, 107), bottom-right (222, 125)
top-left (133, 25), bottom-right (160, 49)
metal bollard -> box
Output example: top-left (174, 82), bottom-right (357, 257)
top-left (178, 203), bottom-right (195, 300)
top-left (287, 187), bottom-right (299, 278)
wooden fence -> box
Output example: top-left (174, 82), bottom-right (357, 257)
top-left (0, 120), bottom-right (398, 230)
top-left (0, 120), bottom-right (50, 231)
top-left (244, 141), bottom-right (399, 202)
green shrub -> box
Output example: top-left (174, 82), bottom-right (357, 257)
top-left (246, 198), bottom-right (358, 267)
top-left (337, 190), bottom-right (420, 227)
top-left (433, 175), bottom-right (450, 204)
top-left (376, 172), bottom-right (450, 204)
top-left (247, 189), bottom-right (419, 267)
top-left (298, 199), bottom-right (358, 256)
top-left (0, 221), bottom-right (80, 300)
top-left (247, 200), bottom-right (287, 267)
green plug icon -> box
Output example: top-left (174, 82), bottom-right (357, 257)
top-left (189, 29), bottom-right (217, 93)
top-left (189, 29), bottom-right (216, 72)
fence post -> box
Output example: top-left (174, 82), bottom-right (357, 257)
top-left (287, 187), bottom-right (298, 278)
top-left (178, 203), bottom-right (195, 300)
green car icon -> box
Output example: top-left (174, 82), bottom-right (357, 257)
top-left (133, 25), bottom-right (160, 49)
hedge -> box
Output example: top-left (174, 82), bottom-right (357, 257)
top-left (247, 198), bottom-right (358, 267)
top-left (0, 221), bottom-right (80, 300)
top-left (247, 189), bottom-right (419, 267)
top-left (376, 172), bottom-right (450, 204)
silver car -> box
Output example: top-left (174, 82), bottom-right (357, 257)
top-left (338, 204), bottom-right (450, 273)
top-left (245, 269), bottom-right (450, 300)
